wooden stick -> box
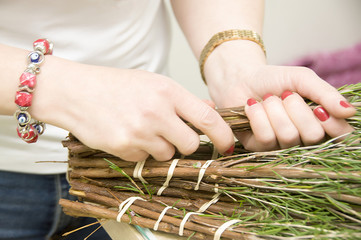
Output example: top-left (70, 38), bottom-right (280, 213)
top-left (59, 199), bottom-right (256, 240)
top-left (69, 164), bottom-right (359, 180)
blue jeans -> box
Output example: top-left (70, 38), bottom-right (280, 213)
top-left (0, 171), bottom-right (111, 240)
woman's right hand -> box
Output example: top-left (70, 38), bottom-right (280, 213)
top-left (32, 58), bottom-right (234, 161)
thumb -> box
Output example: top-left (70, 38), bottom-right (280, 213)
top-left (291, 67), bottom-right (356, 118)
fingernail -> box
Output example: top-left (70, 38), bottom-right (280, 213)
top-left (340, 100), bottom-right (352, 108)
top-left (223, 145), bottom-right (235, 156)
top-left (247, 98), bottom-right (258, 106)
top-left (263, 93), bottom-right (273, 101)
top-left (281, 91), bottom-right (293, 100)
top-left (313, 107), bottom-right (329, 122)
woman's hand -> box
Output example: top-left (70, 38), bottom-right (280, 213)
top-left (32, 58), bottom-right (235, 161)
top-left (204, 42), bottom-right (356, 151)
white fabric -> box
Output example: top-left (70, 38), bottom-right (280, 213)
top-left (0, 0), bottom-right (170, 174)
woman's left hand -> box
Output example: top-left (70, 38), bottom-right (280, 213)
top-left (204, 42), bottom-right (356, 151)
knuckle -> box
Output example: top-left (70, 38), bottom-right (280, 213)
top-left (154, 147), bottom-right (176, 161)
top-left (198, 106), bottom-right (219, 129)
top-left (127, 119), bottom-right (149, 137)
top-left (294, 66), bottom-right (317, 77)
top-left (257, 132), bottom-right (277, 146)
top-left (154, 77), bottom-right (173, 97)
top-left (108, 135), bottom-right (132, 153)
top-left (140, 106), bottom-right (158, 120)
top-left (180, 135), bottom-right (200, 155)
top-left (303, 128), bottom-right (325, 145)
top-left (278, 127), bottom-right (299, 143)
top-left (127, 154), bottom-right (148, 162)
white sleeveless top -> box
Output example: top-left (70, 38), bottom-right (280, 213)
top-left (0, 0), bottom-right (170, 174)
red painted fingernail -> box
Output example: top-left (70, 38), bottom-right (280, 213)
top-left (313, 107), bottom-right (329, 122)
top-left (247, 98), bottom-right (258, 106)
top-left (263, 93), bottom-right (273, 101)
top-left (223, 145), bottom-right (235, 156)
top-left (281, 91), bottom-right (293, 100)
top-left (340, 100), bottom-right (352, 108)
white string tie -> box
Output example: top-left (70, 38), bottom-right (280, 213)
top-left (157, 159), bottom-right (179, 196)
top-left (213, 219), bottom-right (241, 240)
top-left (211, 147), bottom-right (219, 160)
top-left (153, 206), bottom-right (175, 231)
top-left (194, 160), bottom-right (214, 190)
top-left (197, 193), bottom-right (221, 213)
top-left (116, 197), bottom-right (145, 222)
top-left (133, 160), bottom-right (148, 184)
top-left (179, 212), bottom-right (201, 236)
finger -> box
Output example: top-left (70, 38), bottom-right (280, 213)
top-left (140, 135), bottom-right (176, 161)
top-left (115, 148), bottom-right (149, 162)
top-left (160, 116), bottom-right (200, 156)
top-left (243, 98), bottom-right (278, 151)
top-left (291, 67), bottom-right (356, 119)
top-left (175, 93), bottom-right (234, 155)
top-left (235, 130), bottom-right (278, 152)
top-left (262, 94), bottom-right (301, 148)
top-left (202, 99), bottom-right (216, 109)
top-left (281, 91), bottom-right (325, 145)
top-left (313, 106), bottom-right (354, 140)
top-left (81, 130), bottom-right (150, 162)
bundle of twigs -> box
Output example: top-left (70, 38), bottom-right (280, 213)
top-left (60, 84), bottom-right (361, 240)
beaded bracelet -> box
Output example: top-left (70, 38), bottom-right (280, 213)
top-left (14, 39), bottom-right (53, 143)
top-left (199, 29), bottom-right (266, 84)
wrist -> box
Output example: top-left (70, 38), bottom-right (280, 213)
top-left (14, 39), bottom-right (53, 143)
top-left (203, 40), bottom-right (268, 108)
top-left (29, 55), bottom-right (87, 131)
top-left (204, 39), bottom-right (267, 87)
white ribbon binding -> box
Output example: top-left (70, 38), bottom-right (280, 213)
top-left (157, 159), bottom-right (179, 196)
top-left (133, 160), bottom-right (148, 184)
top-left (116, 197), bottom-right (145, 222)
top-left (214, 219), bottom-right (241, 240)
top-left (194, 160), bottom-right (214, 190)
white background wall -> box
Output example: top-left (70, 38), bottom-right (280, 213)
top-left (166, 0), bottom-right (361, 100)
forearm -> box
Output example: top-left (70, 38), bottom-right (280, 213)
top-left (0, 43), bottom-right (89, 131)
top-left (170, 0), bottom-right (265, 60)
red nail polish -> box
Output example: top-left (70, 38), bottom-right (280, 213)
top-left (263, 93), bottom-right (273, 101)
top-left (247, 98), bottom-right (258, 106)
top-left (281, 91), bottom-right (293, 100)
top-left (340, 100), bottom-right (352, 108)
top-left (313, 107), bottom-right (329, 122)
top-left (223, 145), bottom-right (234, 156)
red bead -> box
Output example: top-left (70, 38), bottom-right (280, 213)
top-left (33, 39), bottom-right (52, 55)
top-left (17, 125), bottom-right (39, 143)
top-left (26, 133), bottom-right (39, 143)
top-left (19, 72), bottom-right (37, 89)
top-left (15, 91), bottom-right (32, 107)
